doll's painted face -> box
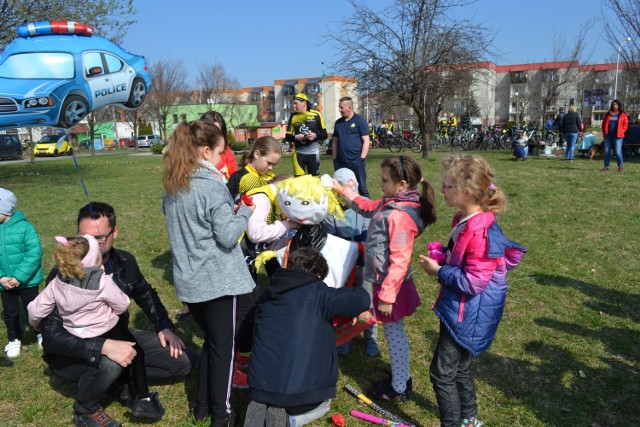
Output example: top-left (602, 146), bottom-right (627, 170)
top-left (277, 175), bottom-right (343, 225)
top-left (278, 188), bottom-right (328, 225)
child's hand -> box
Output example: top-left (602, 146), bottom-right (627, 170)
top-left (331, 179), bottom-right (345, 194)
top-left (419, 254), bottom-right (441, 276)
top-left (2, 277), bottom-right (19, 289)
top-left (377, 301), bottom-right (393, 317)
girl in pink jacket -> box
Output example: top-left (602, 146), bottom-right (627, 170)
top-left (333, 155), bottom-right (437, 401)
top-left (28, 235), bottom-right (165, 421)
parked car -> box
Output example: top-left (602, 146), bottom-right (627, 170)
top-left (79, 139), bottom-right (90, 149)
top-left (136, 134), bottom-right (162, 148)
top-left (118, 137), bottom-right (135, 148)
top-left (33, 134), bottom-right (73, 156)
top-left (0, 20), bottom-right (152, 131)
top-left (0, 133), bottom-right (23, 160)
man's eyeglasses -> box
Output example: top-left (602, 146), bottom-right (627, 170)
top-left (93, 229), bottom-right (114, 241)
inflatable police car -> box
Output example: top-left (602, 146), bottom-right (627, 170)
top-left (0, 21), bottom-right (151, 130)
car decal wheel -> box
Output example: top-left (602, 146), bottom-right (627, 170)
top-left (15, 150), bottom-right (22, 160)
top-left (125, 78), bottom-right (147, 108)
top-left (59, 95), bottom-right (88, 128)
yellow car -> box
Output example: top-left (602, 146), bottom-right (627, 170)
top-left (33, 134), bottom-right (73, 156)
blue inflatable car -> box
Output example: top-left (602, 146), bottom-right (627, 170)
top-left (0, 21), bottom-right (151, 130)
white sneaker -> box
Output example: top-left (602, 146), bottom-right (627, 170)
top-left (4, 339), bottom-right (21, 358)
top-left (36, 333), bottom-right (43, 349)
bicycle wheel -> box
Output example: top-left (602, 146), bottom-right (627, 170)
top-left (409, 138), bottom-right (422, 153)
top-left (388, 138), bottom-right (403, 152)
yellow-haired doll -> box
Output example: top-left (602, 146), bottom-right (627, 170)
top-left (256, 174), bottom-right (359, 289)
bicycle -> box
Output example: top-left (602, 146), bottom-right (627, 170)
top-left (388, 133), bottom-right (422, 153)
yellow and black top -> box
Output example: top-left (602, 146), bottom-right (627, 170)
top-left (227, 164), bottom-right (274, 200)
top-left (284, 109), bottom-right (328, 154)
top-left (246, 184), bottom-right (279, 225)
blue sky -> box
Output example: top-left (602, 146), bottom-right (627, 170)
top-left (123, 0), bottom-right (613, 88)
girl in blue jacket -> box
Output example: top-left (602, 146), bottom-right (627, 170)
top-left (419, 155), bottom-right (526, 427)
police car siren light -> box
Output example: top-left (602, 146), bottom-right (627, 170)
top-left (17, 21), bottom-right (94, 38)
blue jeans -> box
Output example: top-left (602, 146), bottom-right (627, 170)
top-left (604, 135), bottom-right (624, 168)
top-left (564, 132), bottom-right (578, 160)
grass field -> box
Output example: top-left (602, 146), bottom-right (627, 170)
top-left (0, 148), bottom-right (638, 427)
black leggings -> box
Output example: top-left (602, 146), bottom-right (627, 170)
top-left (1, 286), bottom-right (39, 341)
top-left (100, 318), bottom-right (149, 400)
top-left (188, 295), bottom-right (236, 420)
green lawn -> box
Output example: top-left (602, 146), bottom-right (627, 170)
top-left (0, 148), bottom-right (638, 426)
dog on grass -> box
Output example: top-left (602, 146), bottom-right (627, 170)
top-left (588, 143), bottom-right (604, 160)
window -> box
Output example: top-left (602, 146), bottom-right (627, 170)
top-left (104, 54), bottom-right (123, 73)
top-left (0, 52), bottom-right (74, 79)
top-left (305, 83), bottom-right (320, 95)
top-left (83, 52), bottom-right (104, 77)
top-left (546, 69), bottom-right (559, 82)
top-left (282, 85), bottom-right (296, 96)
top-left (510, 71), bottom-right (527, 84)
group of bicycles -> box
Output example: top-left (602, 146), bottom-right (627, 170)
top-left (368, 122), bottom-right (558, 154)
top-left (371, 130), bottom-right (423, 153)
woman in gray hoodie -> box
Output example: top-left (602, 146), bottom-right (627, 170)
top-left (162, 120), bottom-right (255, 427)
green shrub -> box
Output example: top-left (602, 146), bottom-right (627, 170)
top-left (151, 143), bottom-right (164, 154)
top-left (230, 142), bottom-right (249, 152)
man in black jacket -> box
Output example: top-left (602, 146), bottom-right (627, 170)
top-left (41, 202), bottom-right (192, 427)
top-left (245, 247), bottom-right (370, 426)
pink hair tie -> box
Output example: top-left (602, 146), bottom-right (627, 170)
top-left (489, 183), bottom-right (496, 191)
top-left (55, 236), bottom-right (70, 246)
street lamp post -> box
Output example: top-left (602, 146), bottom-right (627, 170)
top-left (515, 91), bottom-right (519, 127)
top-left (614, 36), bottom-right (632, 100)
top-left (366, 58), bottom-right (372, 122)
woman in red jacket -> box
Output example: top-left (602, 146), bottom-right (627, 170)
top-left (601, 99), bottom-right (629, 172)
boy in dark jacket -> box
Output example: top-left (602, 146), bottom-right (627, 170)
top-left (245, 247), bottom-right (370, 427)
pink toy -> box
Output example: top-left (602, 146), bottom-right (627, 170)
top-left (427, 241), bottom-right (447, 265)
top-left (350, 410), bottom-right (411, 427)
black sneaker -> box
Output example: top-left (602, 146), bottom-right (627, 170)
top-left (372, 376), bottom-right (413, 394)
top-left (370, 377), bottom-right (412, 401)
top-left (73, 408), bottom-right (121, 427)
top-left (128, 392), bottom-right (165, 420)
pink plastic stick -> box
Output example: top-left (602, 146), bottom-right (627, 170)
top-left (350, 410), bottom-right (410, 427)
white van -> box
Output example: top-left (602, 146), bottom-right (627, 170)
top-left (136, 134), bottom-right (162, 148)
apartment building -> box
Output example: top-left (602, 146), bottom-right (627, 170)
top-left (243, 75), bottom-right (358, 134)
top-left (455, 61), bottom-right (635, 128)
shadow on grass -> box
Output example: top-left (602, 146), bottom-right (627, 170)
top-left (151, 250), bottom-right (173, 284)
top-left (338, 332), bottom-right (439, 426)
top-left (471, 273), bottom-right (640, 426)
top-left (532, 273), bottom-right (640, 324)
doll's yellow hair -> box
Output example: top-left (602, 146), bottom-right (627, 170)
top-left (277, 175), bottom-right (344, 220)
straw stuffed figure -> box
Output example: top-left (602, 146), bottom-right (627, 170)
top-left (255, 174), bottom-right (359, 289)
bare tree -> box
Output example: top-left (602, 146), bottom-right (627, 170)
top-left (85, 106), bottom-right (111, 156)
top-left (0, 0), bottom-right (135, 48)
top-left (146, 58), bottom-right (188, 141)
top-left (196, 62), bottom-right (241, 107)
top-left (117, 105), bottom-right (149, 151)
top-left (327, 0), bottom-right (493, 155)
top-left (524, 25), bottom-right (591, 128)
top-left (602, 0), bottom-right (640, 96)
